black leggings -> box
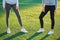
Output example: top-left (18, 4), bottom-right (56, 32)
top-left (39, 5), bottom-right (55, 29)
top-left (5, 3), bottom-right (22, 27)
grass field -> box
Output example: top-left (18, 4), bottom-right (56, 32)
top-left (0, 0), bottom-right (60, 40)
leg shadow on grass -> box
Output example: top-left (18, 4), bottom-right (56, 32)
top-left (57, 37), bottom-right (60, 40)
top-left (27, 32), bottom-right (42, 40)
top-left (40, 34), bottom-right (50, 40)
top-left (4, 32), bottom-right (25, 40)
top-left (0, 32), bottom-right (7, 37)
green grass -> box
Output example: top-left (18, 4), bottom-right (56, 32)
top-left (0, 1), bottom-right (60, 40)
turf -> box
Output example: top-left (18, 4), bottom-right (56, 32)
top-left (0, 0), bottom-right (60, 40)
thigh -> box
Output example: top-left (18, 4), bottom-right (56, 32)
top-left (39, 6), bottom-right (49, 18)
top-left (12, 4), bottom-right (18, 12)
top-left (12, 4), bottom-right (19, 14)
top-left (5, 3), bottom-right (11, 12)
top-left (50, 6), bottom-right (55, 19)
top-left (12, 4), bottom-right (20, 18)
top-left (5, 3), bottom-right (11, 16)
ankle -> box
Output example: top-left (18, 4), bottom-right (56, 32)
top-left (40, 28), bottom-right (44, 29)
top-left (21, 26), bottom-right (25, 29)
top-left (50, 29), bottom-right (54, 31)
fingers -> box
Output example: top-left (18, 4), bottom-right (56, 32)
top-left (54, 9), bottom-right (56, 14)
top-left (16, 6), bottom-right (18, 10)
top-left (42, 6), bottom-right (45, 12)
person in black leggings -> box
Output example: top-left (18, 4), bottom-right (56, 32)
top-left (40, 5), bottom-right (55, 29)
top-left (37, 0), bottom-right (58, 35)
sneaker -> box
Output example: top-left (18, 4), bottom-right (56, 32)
top-left (7, 28), bottom-right (11, 34)
top-left (21, 28), bottom-right (28, 33)
top-left (37, 28), bottom-right (44, 33)
top-left (48, 30), bottom-right (54, 35)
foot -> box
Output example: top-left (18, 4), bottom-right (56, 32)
top-left (7, 28), bottom-right (11, 34)
top-left (21, 28), bottom-right (28, 33)
top-left (48, 30), bottom-right (54, 35)
top-left (37, 28), bottom-right (44, 33)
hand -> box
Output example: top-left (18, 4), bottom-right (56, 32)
top-left (42, 6), bottom-right (45, 12)
top-left (54, 9), bottom-right (56, 14)
top-left (16, 6), bottom-right (18, 10)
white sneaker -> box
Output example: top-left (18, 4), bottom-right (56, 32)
top-left (21, 28), bottom-right (28, 33)
top-left (37, 28), bottom-right (44, 33)
top-left (48, 30), bottom-right (54, 35)
top-left (7, 28), bottom-right (11, 34)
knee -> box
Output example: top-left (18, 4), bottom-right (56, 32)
top-left (17, 15), bottom-right (20, 19)
top-left (6, 15), bottom-right (9, 18)
top-left (39, 12), bottom-right (44, 20)
top-left (39, 16), bottom-right (43, 20)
